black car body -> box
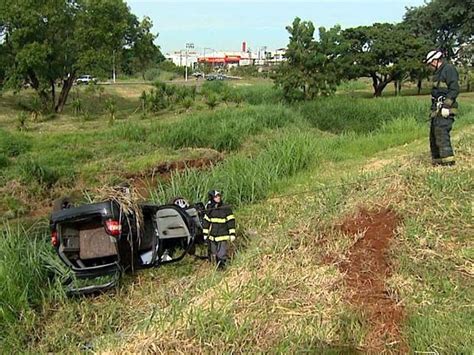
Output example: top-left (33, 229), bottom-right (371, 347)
top-left (50, 200), bottom-right (204, 295)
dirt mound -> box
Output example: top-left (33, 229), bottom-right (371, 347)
top-left (127, 155), bottom-right (223, 198)
top-left (127, 156), bottom-right (221, 181)
top-left (339, 208), bottom-right (406, 353)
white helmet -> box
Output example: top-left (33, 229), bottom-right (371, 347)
top-left (425, 50), bottom-right (443, 64)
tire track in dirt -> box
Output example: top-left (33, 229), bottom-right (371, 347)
top-left (338, 208), bottom-right (406, 353)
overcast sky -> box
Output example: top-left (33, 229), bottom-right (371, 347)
top-left (127, 0), bottom-right (426, 53)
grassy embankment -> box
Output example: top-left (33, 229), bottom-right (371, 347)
top-left (0, 80), bottom-right (473, 352)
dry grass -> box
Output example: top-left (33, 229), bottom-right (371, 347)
top-left (102, 123), bottom-right (474, 353)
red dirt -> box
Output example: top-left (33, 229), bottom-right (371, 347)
top-left (127, 156), bottom-right (222, 198)
top-left (338, 208), bottom-right (407, 353)
top-left (126, 157), bottom-right (221, 181)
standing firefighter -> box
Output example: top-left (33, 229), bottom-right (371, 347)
top-left (202, 190), bottom-right (235, 269)
top-left (425, 50), bottom-right (460, 166)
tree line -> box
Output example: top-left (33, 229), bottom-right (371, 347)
top-left (276, 0), bottom-right (473, 100)
top-left (0, 0), bottom-right (162, 113)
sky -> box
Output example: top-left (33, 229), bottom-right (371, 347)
top-left (127, 0), bottom-right (427, 54)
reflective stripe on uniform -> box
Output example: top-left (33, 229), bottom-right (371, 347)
top-left (202, 228), bottom-right (209, 234)
top-left (204, 215), bottom-right (226, 224)
top-left (208, 235), bottom-right (231, 242)
top-left (229, 228), bottom-right (236, 235)
top-left (440, 156), bottom-right (455, 163)
top-left (226, 214), bottom-right (235, 221)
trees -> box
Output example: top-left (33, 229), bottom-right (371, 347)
top-left (404, 0), bottom-right (473, 59)
top-left (403, 0), bottom-right (473, 93)
top-left (0, 0), bottom-right (161, 113)
top-left (277, 18), bottom-right (431, 99)
top-left (275, 18), bottom-right (344, 102)
top-left (340, 23), bottom-right (430, 97)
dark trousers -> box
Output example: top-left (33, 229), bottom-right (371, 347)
top-left (430, 115), bottom-right (455, 161)
top-left (209, 240), bottom-right (228, 268)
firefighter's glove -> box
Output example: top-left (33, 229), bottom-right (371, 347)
top-left (443, 98), bottom-right (454, 108)
top-left (441, 108), bottom-right (450, 118)
top-left (230, 235), bottom-right (236, 242)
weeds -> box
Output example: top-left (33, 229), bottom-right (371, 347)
top-left (298, 96), bottom-right (428, 133)
top-left (157, 105), bottom-right (301, 151)
top-left (205, 93), bottom-right (219, 110)
top-left (16, 111), bottom-right (28, 131)
top-left (0, 223), bottom-right (64, 352)
top-left (0, 129), bottom-right (31, 157)
top-left (105, 98), bottom-right (117, 126)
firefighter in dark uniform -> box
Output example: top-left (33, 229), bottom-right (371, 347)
top-left (425, 50), bottom-right (460, 166)
top-left (202, 190), bottom-right (235, 269)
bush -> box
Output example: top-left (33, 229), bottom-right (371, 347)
top-left (205, 93), bottom-right (219, 110)
top-left (0, 129), bottom-right (32, 157)
top-left (144, 82), bottom-right (197, 113)
top-left (143, 68), bottom-right (161, 81)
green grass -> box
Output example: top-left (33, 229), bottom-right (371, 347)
top-left (157, 104), bottom-right (301, 151)
top-left (0, 222), bottom-right (65, 351)
top-left (1, 81), bottom-right (473, 352)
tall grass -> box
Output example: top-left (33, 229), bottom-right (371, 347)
top-left (0, 223), bottom-right (63, 351)
top-left (0, 128), bottom-right (32, 157)
top-left (154, 130), bottom-right (321, 205)
top-left (157, 105), bottom-right (302, 151)
top-left (298, 96), bottom-right (427, 133)
top-left (154, 114), bottom-right (428, 207)
top-left (201, 81), bottom-right (282, 106)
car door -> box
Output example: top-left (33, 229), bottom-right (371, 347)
top-left (154, 205), bottom-right (195, 264)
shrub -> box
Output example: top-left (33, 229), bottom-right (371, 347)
top-left (143, 68), bottom-right (161, 81)
top-left (205, 93), bottom-right (219, 110)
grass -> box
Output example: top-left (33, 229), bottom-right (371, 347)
top-left (0, 80), bottom-right (473, 352)
top-left (0, 222), bottom-right (65, 351)
top-left (157, 104), bottom-right (301, 151)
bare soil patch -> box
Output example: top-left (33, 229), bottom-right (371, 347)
top-left (338, 208), bottom-right (407, 353)
top-left (127, 155), bottom-right (223, 198)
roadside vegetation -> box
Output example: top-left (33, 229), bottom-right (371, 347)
top-left (1, 78), bottom-right (473, 350)
top-left (1, 0), bottom-right (473, 352)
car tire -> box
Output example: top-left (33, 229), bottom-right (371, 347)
top-left (169, 197), bottom-right (190, 209)
top-left (53, 196), bottom-right (75, 212)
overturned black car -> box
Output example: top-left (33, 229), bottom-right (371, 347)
top-left (50, 197), bottom-right (205, 295)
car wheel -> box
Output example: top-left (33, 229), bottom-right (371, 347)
top-left (170, 197), bottom-right (190, 209)
top-left (53, 196), bottom-right (75, 212)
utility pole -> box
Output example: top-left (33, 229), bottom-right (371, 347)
top-left (112, 50), bottom-right (116, 83)
top-left (185, 42), bottom-right (194, 81)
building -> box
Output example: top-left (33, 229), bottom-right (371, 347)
top-left (165, 51), bottom-right (199, 68)
top-left (166, 42), bottom-right (286, 69)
